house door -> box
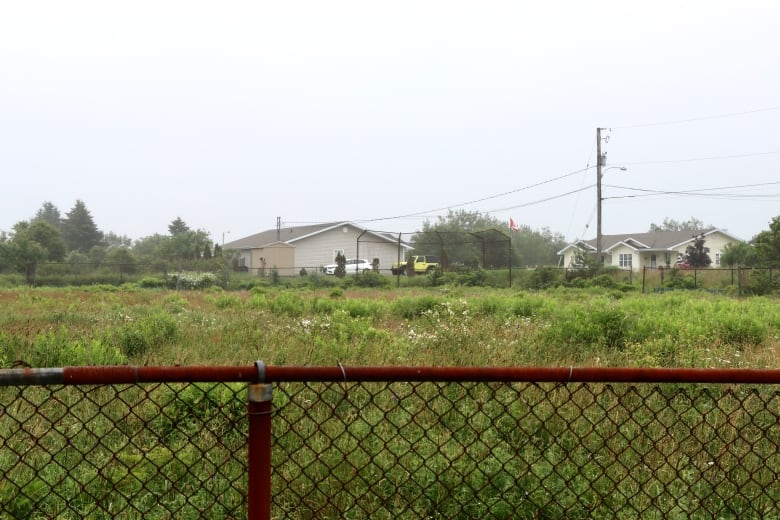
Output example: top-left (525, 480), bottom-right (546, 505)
top-left (650, 254), bottom-right (657, 268)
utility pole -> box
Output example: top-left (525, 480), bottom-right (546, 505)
top-left (596, 128), bottom-right (603, 265)
top-left (276, 216), bottom-right (281, 242)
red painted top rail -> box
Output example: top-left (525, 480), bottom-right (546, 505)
top-left (3, 364), bottom-right (780, 385)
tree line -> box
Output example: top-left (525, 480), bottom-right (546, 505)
top-left (0, 201), bottom-right (226, 283)
top-left (3, 201), bottom-right (780, 286)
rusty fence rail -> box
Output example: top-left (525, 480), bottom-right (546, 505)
top-left (3, 365), bottom-right (780, 518)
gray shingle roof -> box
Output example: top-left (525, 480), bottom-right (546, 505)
top-left (223, 222), bottom-right (407, 250)
top-left (558, 228), bottom-right (741, 255)
top-left (587, 230), bottom-right (713, 251)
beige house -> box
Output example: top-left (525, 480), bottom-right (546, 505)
top-left (557, 229), bottom-right (742, 272)
top-left (223, 222), bottom-right (411, 276)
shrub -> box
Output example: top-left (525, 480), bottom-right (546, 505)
top-left (307, 273), bottom-right (340, 289)
top-left (209, 293), bottom-right (242, 309)
top-left (162, 294), bottom-right (190, 314)
top-left (352, 272), bottom-right (391, 288)
top-left (268, 292), bottom-right (306, 317)
top-left (717, 316), bottom-right (767, 346)
top-left (312, 297), bottom-right (338, 314)
top-left (544, 303), bottom-right (630, 351)
top-left (139, 276), bottom-right (167, 288)
top-left (665, 271), bottom-right (696, 290)
top-left (28, 329), bottom-right (126, 366)
top-left (525, 267), bottom-right (562, 290)
top-left (392, 296), bottom-right (441, 319)
top-left (170, 272), bottom-right (218, 290)
top-left (341, 299), bottom-right (385, 318)
top-left (114, 313), bottom-right (178, 357)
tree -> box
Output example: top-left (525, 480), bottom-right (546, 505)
top-left (720, 242), bottom-right (760, 267)
top-left (11, 221), bottom-right (66, 263)
top-left (168, 217), bottom-right (190, 236)
top-left (512, 225), bottom-right (567, 267)
top-left (0, 232), bottom-right (12, 271)
top-left (133, 234), bottom-right (169, 260)
top-left (413, 210), bottom-right (509, 268)
top-left (649, 217), bottom-right (709, 232)
top-left (104, 231), bottom-right (133, 249)
top-left (754, 216), bottom-right (780, 266)
top-left (334, 251), bottom-right (347, 278)
top-left (61, 200), bottom-right (103, 253)
top-left (413, 210), bottom-right (564, 269)
top-left (33, 201), bottom-right (62, 230)
top-left (8, 220), bottom-right (67, 283)
top-left (682, 234), bottom-right (712, 268)
top-left (105, 247), bottom-right (138, 274)
top-left (164, 229), bottom-right (211, 261)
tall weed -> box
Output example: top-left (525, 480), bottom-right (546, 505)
top-left (113, 313), bottom-right (178, 357)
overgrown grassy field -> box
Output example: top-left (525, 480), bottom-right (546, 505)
top-left (2, 285), bottom-right (780, 518)
top-left (1, 284), bottom-right (779, 369)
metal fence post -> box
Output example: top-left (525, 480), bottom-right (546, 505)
top-left (248, 382), bottom-right (273, 520)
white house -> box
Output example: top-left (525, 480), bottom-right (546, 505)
top-left (557, 229), bottom-right (742, 272)
top-left (223, 222), bottom-right (412, 276)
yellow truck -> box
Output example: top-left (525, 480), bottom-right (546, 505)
top-left (391, 255), bottom-right (440, 275)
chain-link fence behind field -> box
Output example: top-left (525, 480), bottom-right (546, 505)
top-left (3, 366), bottom-right (780, 519)
top-left (16, 261), bottom-right (230, 288)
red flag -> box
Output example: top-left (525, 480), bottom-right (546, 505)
top-left (509, 217), bottom-right (519, 232)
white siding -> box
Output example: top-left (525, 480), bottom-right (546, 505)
top-left (291, 225), bottom-right (405, 272)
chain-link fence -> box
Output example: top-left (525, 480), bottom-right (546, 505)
top-left (3, 366), bottom-right (780, 518)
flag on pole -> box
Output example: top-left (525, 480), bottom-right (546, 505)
top-left (509, 217), bottom-right (519, 232)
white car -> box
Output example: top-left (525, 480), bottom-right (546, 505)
top-left (323, 258), bottom-right (373, 275)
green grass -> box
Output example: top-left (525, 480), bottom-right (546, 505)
top-left (2, 286), bottom-right (780, 517)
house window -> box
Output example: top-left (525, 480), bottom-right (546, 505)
top-left (333, 249), bottom-right (345, 261)
top-left (650, 254), bottom-right (657, 268)
top-left (715, 253), bottom-right (721, 266)
top-left (619, 253), bottom-right (632, 269)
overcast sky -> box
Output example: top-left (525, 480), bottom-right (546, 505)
top-left (2, 1), bottom-right (779, 245)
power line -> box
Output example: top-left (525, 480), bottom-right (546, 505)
top-left (603, 180), bottom-right (780, 200)
top-left (355, 166), bottom-right (594, 225)
top-left (611, 105), bottom-right (780, 130)
top-left (486, 185), bottom-right (595, 213)
top-left (622, 150), bottom-right (780, 166)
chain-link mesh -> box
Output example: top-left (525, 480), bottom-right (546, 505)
top-left (0, 383), bottom-right (248, 519)
top-left (273, 381), bottom-right (780, 519)
top-left (3, 380), bottom-right (780, 518)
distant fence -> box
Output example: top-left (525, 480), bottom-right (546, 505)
top-left (8, 261), bottom-right (230, 288)
top-left (4, 365), bottom-right (780, 518)
top-left (6, 261), bottom-right (780, 294)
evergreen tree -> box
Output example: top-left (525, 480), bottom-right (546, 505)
top-left (61, 200), bottom-right (104, 253)
top-left (168, 217), bottom-right (190, 236)
top-left (33, 201), bottom-right (62, 230)
top-left (334, 251), bottom-right (347, 278)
